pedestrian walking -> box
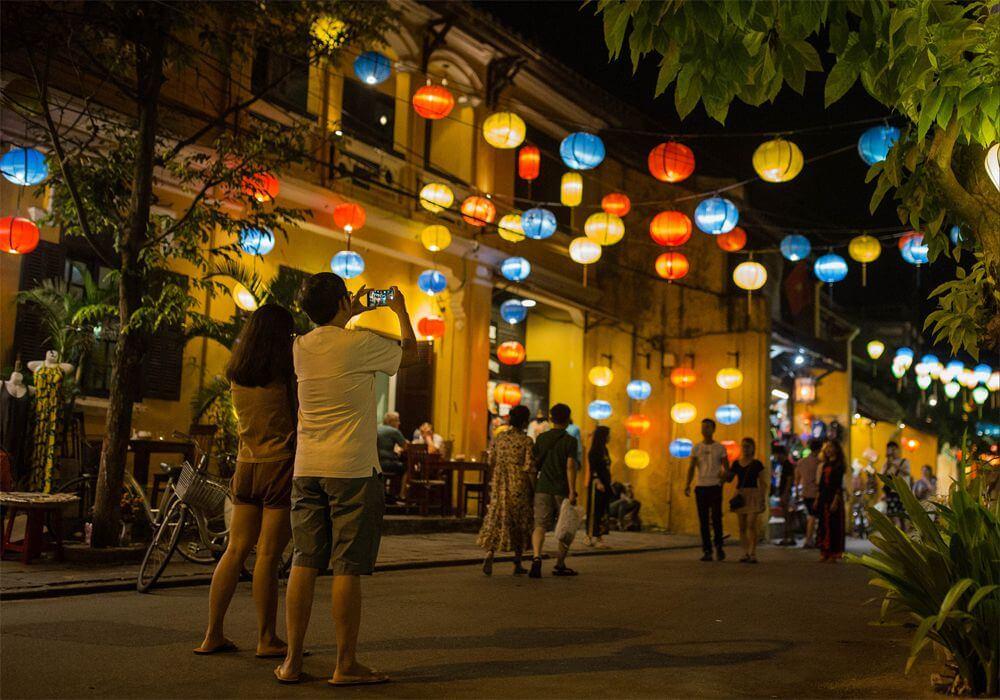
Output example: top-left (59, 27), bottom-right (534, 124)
top-left (725, 437), bottom-right (767, 563)
top-left (529, 403), bottom-right (580, 578)
top-left (815, 440), bottom-right (847, 562)
top-left (684, 418), bottom-right (728, 561)
top-left (794, 438), bottom-right (823, 548)
top-left (584, 426), bottom-right (612, 547)
top-left (773, 444), bottom-right (796, 545)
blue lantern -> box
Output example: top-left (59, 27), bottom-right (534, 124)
top-left (949, 225), bottom-right (965, 246)
top-left (0, 147), bottom-right (48, 186)
top-left (500, 257), bottom-right (531, 282)
top-left (353, 51), bottom-right (392, 85)
top-left (857, 125), bottom-right (901, 166)
top-left (626, 379), bottom-right (652, 401)
top-left (945, 359), bottom-right (962, 375)
top-left (588, 399), bottom-right (612, 421)
top-left (418, 269), bottom-right (448, 295)
top-left (896, 347), bottom-right (914, 362)
top-left (715, 403), bottom-right (742, 426)
top-left (669, 438), bottom-right (693, 458)
top-left (560, 132), bottom-right (605, 170)
top-left (238, 226), bottom-right (274, 256)
top-left (499, 299), bottom-right (528, 324)
top-left (920, 354), bottom-right (939, 367)
top-left (330, 250), bottom-right (364, 279)
top-left (521, 208), bottom-right (557, 240)
top-left (973, 364), bottom-right (992, 384)
top-left (814, 253), bottom-right (848, 284)
top-left (900, 234), bottom-right (928, 265)
top-left (779, 234), bottom-right (811, 262)
top-left (694, 197), bottom-right (739, 234)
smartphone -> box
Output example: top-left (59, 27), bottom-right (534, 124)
top-left (367, 288), bottom-right (395, 308)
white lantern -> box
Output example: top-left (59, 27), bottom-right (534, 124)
top-left (986, 143), bottom-right (999, 191)
top-left (568, 237), bottom-right (602, 265)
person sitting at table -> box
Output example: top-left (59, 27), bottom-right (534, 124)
top-left (377, 412), bottom-right (408, 502)
top-left (609, 482), bottom-right (641, 531)
top-left (412, 422), bottom-right (444, 455)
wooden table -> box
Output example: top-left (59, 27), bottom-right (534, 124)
top-left (128, 438), bottom-right (195, 491)
top-left (0, 492), bottom-right (79, 563)
top-left (430, 460), bottom-right (487, 517)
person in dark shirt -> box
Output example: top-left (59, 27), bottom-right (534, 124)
top-left (724, 437), bottom-right (767, 563)
top-left (585, 426), bottom-right (612, 547)
top-left (773, 444), bottom-right (797, 546)
top-left (376, 412), bottom-right (408, 502)
top-left (529, 403), bottom-right (579, 578)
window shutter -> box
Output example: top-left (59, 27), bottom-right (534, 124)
top-left (13, 240), bottom-right (67, 367)
top-left (140, 271), bottom-right (188, 401)
top-left (394, 341), bottom-right (435, 440)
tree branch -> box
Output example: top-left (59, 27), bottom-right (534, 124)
top-left (927, 120), bottom-right (984, 229)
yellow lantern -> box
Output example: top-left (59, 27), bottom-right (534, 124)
top-left (752, 138), bottom-right (804, 182)
top-left (848, 234), bottom-right (881, 286)
top-left (482, 112), bottom-right (526, 149)
top-left (588, 365), bottom-right (614, 387)
top-left (420, 224), bottom-right (452, 252)
top-left (419, 183), bottom-right (454, 213)
top-left (733, 261), bottom-right (767, 290)
top-left (569, 237), bottom-right (602, 265)
top-left (497, 213), bottom-right (524, 243)
top-left (233, 283), bottom-right (258, 312)
top-left (670, 401), bottom-right (697, 424)
top-left (716, 367), bottom-right (744, 390)
top-left (624, 449), bottom-right (650, 470)
top-left (584, 212), bottom-right (625, 246)
top-left (866, 340), bottom-right (885, 360)
top-left (561, 172), bottom-right (583, 207)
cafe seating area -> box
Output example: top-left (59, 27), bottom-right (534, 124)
top-left (388, 444), bottom-right (490, 520)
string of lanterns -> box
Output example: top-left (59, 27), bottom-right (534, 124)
top-left (863, 341), bottom-right (998, 409)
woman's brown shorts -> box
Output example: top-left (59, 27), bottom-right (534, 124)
top-left (231, 458), bottom-right (293, 509)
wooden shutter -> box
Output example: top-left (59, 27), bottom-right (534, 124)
top-left (13, 240), bottom-right (67, 367)
top-left (140, 271), bottom-right (188, 401)
top-left (394, 341), bottom-right (435, 439)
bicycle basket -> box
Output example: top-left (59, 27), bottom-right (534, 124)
top-left (175, 463), bottom-right (229, 513)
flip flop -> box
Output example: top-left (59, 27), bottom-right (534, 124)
top-left (193, 641), bottom-right (238, 655)
top-left (552, 566), bottom-right (578, 577)
top-left (273, 667), bottom-right (305, 685)
top-left (328, 673), bottom-right (391, 687)
top-left (256, 649), bottom-right (312, 659)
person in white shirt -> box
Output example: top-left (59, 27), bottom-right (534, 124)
top-left (276, 274), bottom-right (418, 687)
top-left (684, 418), bottom-right (729, 561)
top-left (412, 422), bottom-right (444, 454)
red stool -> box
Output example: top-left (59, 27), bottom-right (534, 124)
top-left (0, 493), bottom-right (78, 564)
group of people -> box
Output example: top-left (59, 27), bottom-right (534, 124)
top-left (376, 413), bottom-right (443, 502)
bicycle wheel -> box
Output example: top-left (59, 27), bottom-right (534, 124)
top-left (242, 540), bottom-right (295, 580)
top-left (176, 507), bottom-right (226, 564)
top-left (137, 499), bottom-right (187, 593)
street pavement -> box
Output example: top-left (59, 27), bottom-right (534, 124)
top-left (1, 543), bottom-right (935, 698)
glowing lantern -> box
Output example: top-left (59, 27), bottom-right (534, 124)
top-left (420, 225), bottom-right (451, 252)
top-left (794, 376), bottom-right (816, 403)
top-left (916, 374), bottom-right (932, 391)
top-left (858, 125), bottom-right (901, 165)
top-left (588, 365), bottom-right (614, 387)
top-left (353, 51), bottom-right (392, 85)
top-left (0, 216), bottom-right (40, 255)
top-left (733, 261), bottom-right (767, 291)
top-left (866, 340), bottom-right (885, 360)
top-left (942, 360), bottom-right (963, 383)
top-left (752, 138), bottom-right (804, 182)
top-left (497, 214), bottom-right (524, 242)
top-left (903, 437), bottom-right (920, 452)
top-left (232, 283), bottom-right (258, 312)
top-left (499, 299), bottom-right (528, 324)
top-left (419, 183), bottom-right (454, 213)
top-left (649, 211), bottom-right (691, 246)
top-left (569, 237), bottom-right (602, 265)
top-left (560, 172), bottom-right (583, 207)
top-left (814, 254), bottom-right (848, 284)
top-left (694, 197), bottom-right (738, 234)
top-left (584, 212), bottom-right (624, 246)
top-left (330, 250), bottom-right (364, 279)
top-left (716, 368), bottom-right (743, 390)
top-left (0, 147), bottom-right (48, 185)
top-left (624, 449), bottom-right (650, 470)
top-left (518, 145), bottom-right (540, 181)
top-left (626, 379), bottom-right (652, 401)
top-left (648, 141), bottom-right (695, 183)
top-left (501, 256), bottom-right (531, 281)
top-left (494, 383), bottom-right (522, 406)
top-left (899, 232), bottom-right (928, 265)
top-left (655, 252), bottom-right (689, 280)
top-left (985, 143), bottom-right (999, 191)
top-left (333, 203), bottom-right (366, 233)
top-left (717, 227), bottom-right (747, 252)
top-left (891, 364), bottom-right (906, 379)
top-left (601, 193), bottom-right (631, 217)
top-left (721, 440), bottom-right (740, 463)
top-left (990, 372), bottom-right (999, 392)
top-left (483, 112), bottom-right (526, 149)
top-left (972, 386), bottom-right (989, 405)
top-left (522, 208), bottom-right (557, 240)
top-left (412, 84), bottom-right (454, 120)
top-left (417, 269), bottom-right (447, 295)
top-left (670, 402), bottom-right (697, 424)
top-left (560, 132), bottom-right (605, 170)
top-left (943, 381), bottom-right (961, 399)
top-left (780, 235), bottom-right (811, 261)
top-left (239, 227), bottom-right (274, 256)
top-left (588, 400), bottom-right (613, 421)
top-left (460, 196), bottom-right (496, 227)
top-left (624, 414), bottom-right (651, 437)
top-left (242, 171), bottom-right (279, 203)
top-left (973, 364), bottom-right (992, 385)
top-left (950, 225), bottom-right (965, 246)
top-left (670, 367), bottom-right (697, 389)
top-left (848, 234), bottom-right (881, 285)
top-left (959, 368), bottom-right (978, 389)
top-left (497, 340), bottom-right (526, 365)
top-left (669, 438), bottom-right (693, 458)
top-left (894, 348), bottom-right (914, 371)
top-left (715, 404), bottom-right (742, 425)
top-left (417, 316), bottom-right (445, 340)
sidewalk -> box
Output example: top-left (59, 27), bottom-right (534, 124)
top-left (1, 530), bottom-right (700, 600)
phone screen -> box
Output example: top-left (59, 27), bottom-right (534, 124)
top-left (367, 288), bottom-right (394, 308)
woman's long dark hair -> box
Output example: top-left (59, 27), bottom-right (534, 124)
top-left (226, 303), bottom-right (295, 388)
top-left (589, 425), bottom-right (610, 458)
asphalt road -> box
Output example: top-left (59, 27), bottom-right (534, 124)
top-left (1, 545), bottom-right (935, 698)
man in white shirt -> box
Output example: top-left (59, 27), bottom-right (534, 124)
top-left (412, 422), bottom-right (444, 454)
top-left (277, 273), bottom-right (418, 687)
top-left (684, 418), bottom-right (729, 561)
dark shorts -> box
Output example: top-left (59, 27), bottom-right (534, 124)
top-left (290, 472), bottom-right (384, 575)
top-left (803, 496), bottom-right (819, 517)
top-left (231, 458), bottom-right (293, 509)
top-left (533, 492), bottom-right (566, 531)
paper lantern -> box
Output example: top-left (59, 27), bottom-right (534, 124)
top-left (715, 403), bottom-right (742, 425)
top-left (584, 212), bottom-right (624, 246)
top-left (626, 379), bottom-right (652, 401)
top-left (733, 261), bottom-right (767, 291)
top-left (972, 386), bottom-right (989, 405)
top-left (669, 438), bottom-right (693, 458)
top-left (973, 364), bottom-right (992, 385)
top-left (648, 142), bottom-right (695, 183)
top-left (848, 234), bottom-right (881, 285)
top-left (601, 193), bottom-right (631, 217)
top-left (588, 400), bottom-right (613, 421)
top-left (499, 299), bottom-right (528, 324)
top-left (330, 250), bottom-right (364, 279)
top-left (866, 340), bottom-right (885, 360)
top-left (670, 367), bottom-right (696, 389)
top-left (990, 372), bottom-right (1000, 392)
top-left (522, 208), bottom-right (557, 240)
top-left (780, 235), bottom-right (811, 262)
top-left (588, 365), bottom-right (614, 387)
top-left (716, 368), bottom-right (743, 390)
top-left (959, 368), bottom-right (978, 389)
top-left (752, 138), bottom-right (803, 182)
top-left (242, 171), bottom-right (279, 203)
top-left (500, 256), bottom-right (531, 281)
top-left (560, 132), bottom-right (605, 170)
top-left (569, 237), bottom-right (602, 264)
top-left (483, 112), bottom-right (526, 149)
top-left (795, 376), bottom-right (816, 403)
top-left (497, 340), bottom-right (526, 365)
top-left (858, 125), bottom-right (901, 166)
top-left (943, 381), bottom-right (961, 399)
top-left (232, 283), bottom-right (258, 312)
top-left (461, 196), bottom-right (496, 227)
top-left (498, 214), bottom-right (524, 242)
top-left (238, 226), bottom-right (274, 256)
top-left (717, 227), bottom-right (747, 252)
top-left (625, 414), bottom-right (651, 437)
top-left (903, 437), bottom-right (920, 452)
top-left (894, 347), bottom-right (914, 371)
top-left (984, 143), bottom-right (998, 191)
top-left (624, 449), bottom-right (650, 470)
top-left (670, 402), bottom-right (697, 424)
top-left (814, 253), bottom-right (848, 283)
top-left (916, 374), bottom-right (932, 391)
top-left (494, 383), bottom-right (522, 406)
top-left (0, 147), bottom-right (48, 185)
top-left (721, 440), bottom-right (740, 463)
top-left (518, 145), bottom-right (540, 181)
top-left (417, 269), bottom-right (447, 295)
top-left (333, 202), bottom-right (366, 233)
top-left (0, 216), bottom-right (40, 255)
top-left (353, 51), bottom-right (391, 85)
top-left (649, 211), bottom-right (691, 246)
top-left (417, 316), bottom-right (445, 340)
top-left (655, 252), bottom-right (689, 280)
top-left (694, 197), bottom-right (738, 234)
top-left (419, 183), bottom-right (454, 213)
top-left (942, 359), bottom-right (963, 382)
top-left (420, 225), bottom-right (451, 252)
top-left (560, 172), bottom-right (583, 206)
top-left (899, 232), bottom-right (928, 265)
top-left (412, 84), bottom-right (454, 120)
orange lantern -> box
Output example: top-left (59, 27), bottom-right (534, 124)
top-left (497, 340), bottom-right (526, 365)
top-left (518, 145), bottom-right (540, 181)
top-left (624, 413), bottom-right (651, 437)
top-left (416, 316), bottom-right (445, 340)
top-left (241, 171), bottom-right (279, 203)
top-left (493, 382), bottom-right (522, 406)
top-left (648, 142), bottom-right (695, 183)
top-left (460, 196), bottom-right (496, 227)
top-left (412, 84), bottom-right (455, 120)
top-left (601, 193), bottom-right (631, 217)
top-left (722, 440), bottom-right (740, 463)
top-left (333, 202), bottom-right (366, 233)
top-left (649, 211), bottom-right (692, 246)
top-left (717, 226), bottom-right (747, 252)
top-left (0, 216), bottom-right (40, 255)
top-left (904, 437), bottom-right (920, 452)
top-left (670, 367), bottom-right (697, 389)
top-left (655, 252), bottom-right (689, 280)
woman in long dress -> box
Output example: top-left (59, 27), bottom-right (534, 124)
top-left (814, 440), bottom-right (847, 562)
top-left (584, 426), bottom-right (612, 547)
top-left (477, 405), bottom-right (535, 576)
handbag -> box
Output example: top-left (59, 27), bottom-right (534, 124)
top-left (729, 493), bottom-right (746, 511)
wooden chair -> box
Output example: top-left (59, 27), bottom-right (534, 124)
top-left (461, 473), bottom-right (490, 519)
top-left (403, 446), bottom-right (448, 516)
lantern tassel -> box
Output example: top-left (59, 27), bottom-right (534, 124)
top-left (862, 263), bottom-right (867, 287)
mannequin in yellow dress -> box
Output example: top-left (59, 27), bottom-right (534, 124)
top-left (27, 350), bottom-right (73, 493)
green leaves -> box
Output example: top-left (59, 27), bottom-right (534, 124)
top-left (924, 260), bottom-right (989, 360)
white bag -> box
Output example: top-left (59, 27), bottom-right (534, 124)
top-left (554, 498), bottom-right (582, 546)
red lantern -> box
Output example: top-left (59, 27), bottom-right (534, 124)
top-left (242, 171), bottom-right (279, 203)
top-left (670, 367), bottom-right (697, 388)
top-left (497, 340), bottom-right (526, 365)
top-left (649, 211), bottom-right (692, 246)
top-left (460, 196), bottom-right (496, 227)
top-left (412, 84), bottom-right (455, 120)
top-left (417, 316), bottom-right (445, 340)
top-left (493, 382), bottom-right (522, 406)
top-left (518, 145), bottom-right (540, 181)
top-left (601, 193), bottom-right (631, 217)
top-left (0, 216), bottom-right (40, 255)
top-left (722, 440), bottom-right (740, 463)
top-left (717, 226), bottom-right (747, 252)
top-left (624, 413), bottom-right (651, 437)
top-left (333, 202), bottom-right (366, 233)
top-left (648, 142), bottom-right (695, 183)
top-left (655, 251), bottom-right (689, 280)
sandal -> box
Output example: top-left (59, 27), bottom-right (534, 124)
top-left (328, 672), bottom-right (390, 687)
top-left (552, 566), bottom-right (578, 577)
top-left (194, 640), bottom-right (238, 655)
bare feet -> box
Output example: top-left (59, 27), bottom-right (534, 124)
top-left (194, 637), bottom-right (237, 655)
top-left (331, 661), bottom-right (390, 686)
